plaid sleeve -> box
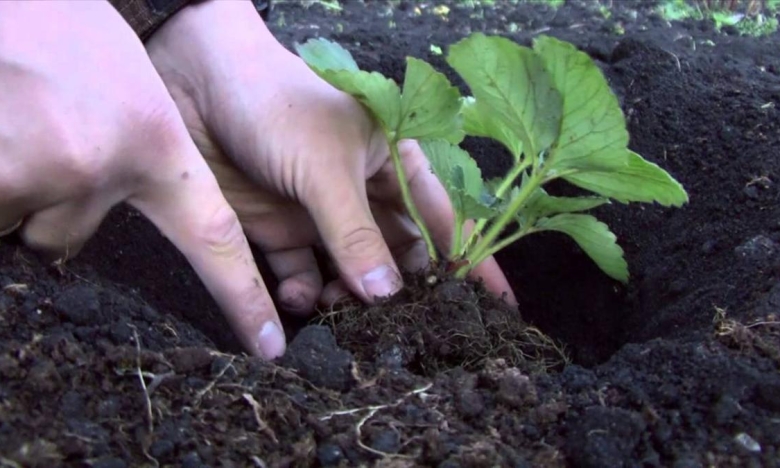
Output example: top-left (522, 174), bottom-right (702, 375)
top-left (109, 0), bottom-right (274, 41)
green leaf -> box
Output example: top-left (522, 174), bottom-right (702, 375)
top-left (448, 33), bottom-right (562, 159)
top-left (398, 58), bottom-right (463, 143)
top-left (420, 140), bottom-right (496, 219)
top-left (534, 35), bottom-right (629, 172)
top-left (461, 97), bottom-right (523, 160)
top-left (536, 214), bottom-right (628, 283)
top-left (524, 188), bottom-right (609, 220)
top-left (294, 37), bottom-right (359, 72)
top-left (296, 38), bottom-right (403, 135)
top-left (564, 151), bottom-right (689, 206)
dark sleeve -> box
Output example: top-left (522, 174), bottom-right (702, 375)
top-left (108, 0), bottom-right (273, 41)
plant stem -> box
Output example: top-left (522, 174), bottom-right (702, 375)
top-left (458, 159), bottom-right (531, 258)
top-left (389, 140), bottom-right (438, 262)
top-left (456, 171), bottom-right (545, 278)
top-left (450, 211), bottom-right (464, 259)
top-left (468, 226), bottom-right (535, 270)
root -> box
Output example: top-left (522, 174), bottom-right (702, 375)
top-left (131, 329), bottom-right (154, 436)
top-left (242, 393), bottom-right (279, 444)
top-left (193, 355), bottom-right (236, 407)
top-left (130, 328), bottom-right (159, 467)
top-left (319, 382), bottom-right (433, 459)
top-left (713, 306), bottom-right (780, 365)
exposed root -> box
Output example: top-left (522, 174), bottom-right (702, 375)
top-left (319, 382), bottom-right (434, 459)
top-left (193, 355), bottom-right (236, 407)
top-left (242, 393), bottom-right (279, 444)
top-left (713, 306), bottom-right (780, 365)
top-left (132, 329), bottom-right (154, 435)
top-left (130, 328), bottom-right (159, 467)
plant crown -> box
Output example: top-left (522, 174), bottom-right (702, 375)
top-left (295, 33), bottom-right (688, 283)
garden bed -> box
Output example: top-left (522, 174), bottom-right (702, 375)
top-left (2, 1), bottom-right (780, 466)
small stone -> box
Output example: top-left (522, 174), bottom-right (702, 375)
top-left (734, 433), bottom-right (761, 453)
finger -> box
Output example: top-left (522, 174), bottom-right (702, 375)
top-left (319, 279), bottom-right (352, 309)
top-left (239, 204), bottom-right (320, 252)
top-left (302, 165), bottom-right (402, 303)
top-left (132, 155), bottom-right (286, 360)
top-left (397, 140), bottom-right (516, 303)
top-left (264, 247), bottom-right (323, 316)
top-left (19, 198), bottom-right (112, 261)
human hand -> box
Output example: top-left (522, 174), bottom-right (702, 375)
top-left (0, 2), bottom-right (286, 359)
top-left (145, 1), bottom-right (516, 316)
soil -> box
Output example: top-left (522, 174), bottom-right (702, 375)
top-left (2, 0), bottom-right (780, 466)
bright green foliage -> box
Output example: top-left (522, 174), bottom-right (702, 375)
top-left (448, 34), bottom-right (562, 162)
top-left (533, 35), bottom-right (628, 171)
top-left (566, 151), bottom-right (688, 206)
top-left (420, 140), bottom-right (495, 220)
top-left (296, 33), bottom-right (688, 284)
top-left (294, 38), bottom-right (462, 143)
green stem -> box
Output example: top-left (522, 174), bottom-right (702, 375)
top-left (456, 171), bottom-right (545, 277)
top-left (468, 226), bottom-right (536, 270)
top-left (450, 211), bottom-right (464, 259)
top-left (458, 159), bottom-right (531, 258)
top-left (389, 140), bottom-right (438, 262)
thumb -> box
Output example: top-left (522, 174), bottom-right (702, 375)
top-left (303, 173), bottom-right (402, 303)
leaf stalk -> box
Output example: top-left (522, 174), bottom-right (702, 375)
top-left (388, 139), bottom-right (438, 262)
top-left (457, 170), bottom-right (545, 277)
top-left (458, 159), bottom-right (531, 258)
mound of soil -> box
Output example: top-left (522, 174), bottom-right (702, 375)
top-left (2, 1), bottom-right (780, 466)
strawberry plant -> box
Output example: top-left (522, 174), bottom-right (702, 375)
top-left (296, 33), bottom-right (688, 283)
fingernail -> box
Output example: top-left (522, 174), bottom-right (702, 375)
top-left (361, 265), bottom-right (402, 300)
top-left (257, 321), bottom-right (286, 360)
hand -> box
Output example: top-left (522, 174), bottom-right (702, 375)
top-left (145, 1), bottom-right (516, 316)
top-left (0, 2), bottom-right (286, 359)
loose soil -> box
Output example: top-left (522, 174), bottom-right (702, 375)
top-left (2, 1), bottom-right (780, 466)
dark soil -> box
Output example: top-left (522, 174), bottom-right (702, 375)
top-left (3, 0), bottom-right (780, 466)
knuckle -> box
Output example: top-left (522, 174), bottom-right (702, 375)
top-left (338, 225), bottom-right (386, 260)
top-left (195, 204), bottom-right (249, 257)
top-left (46, 122), bottom-right (105, 194)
